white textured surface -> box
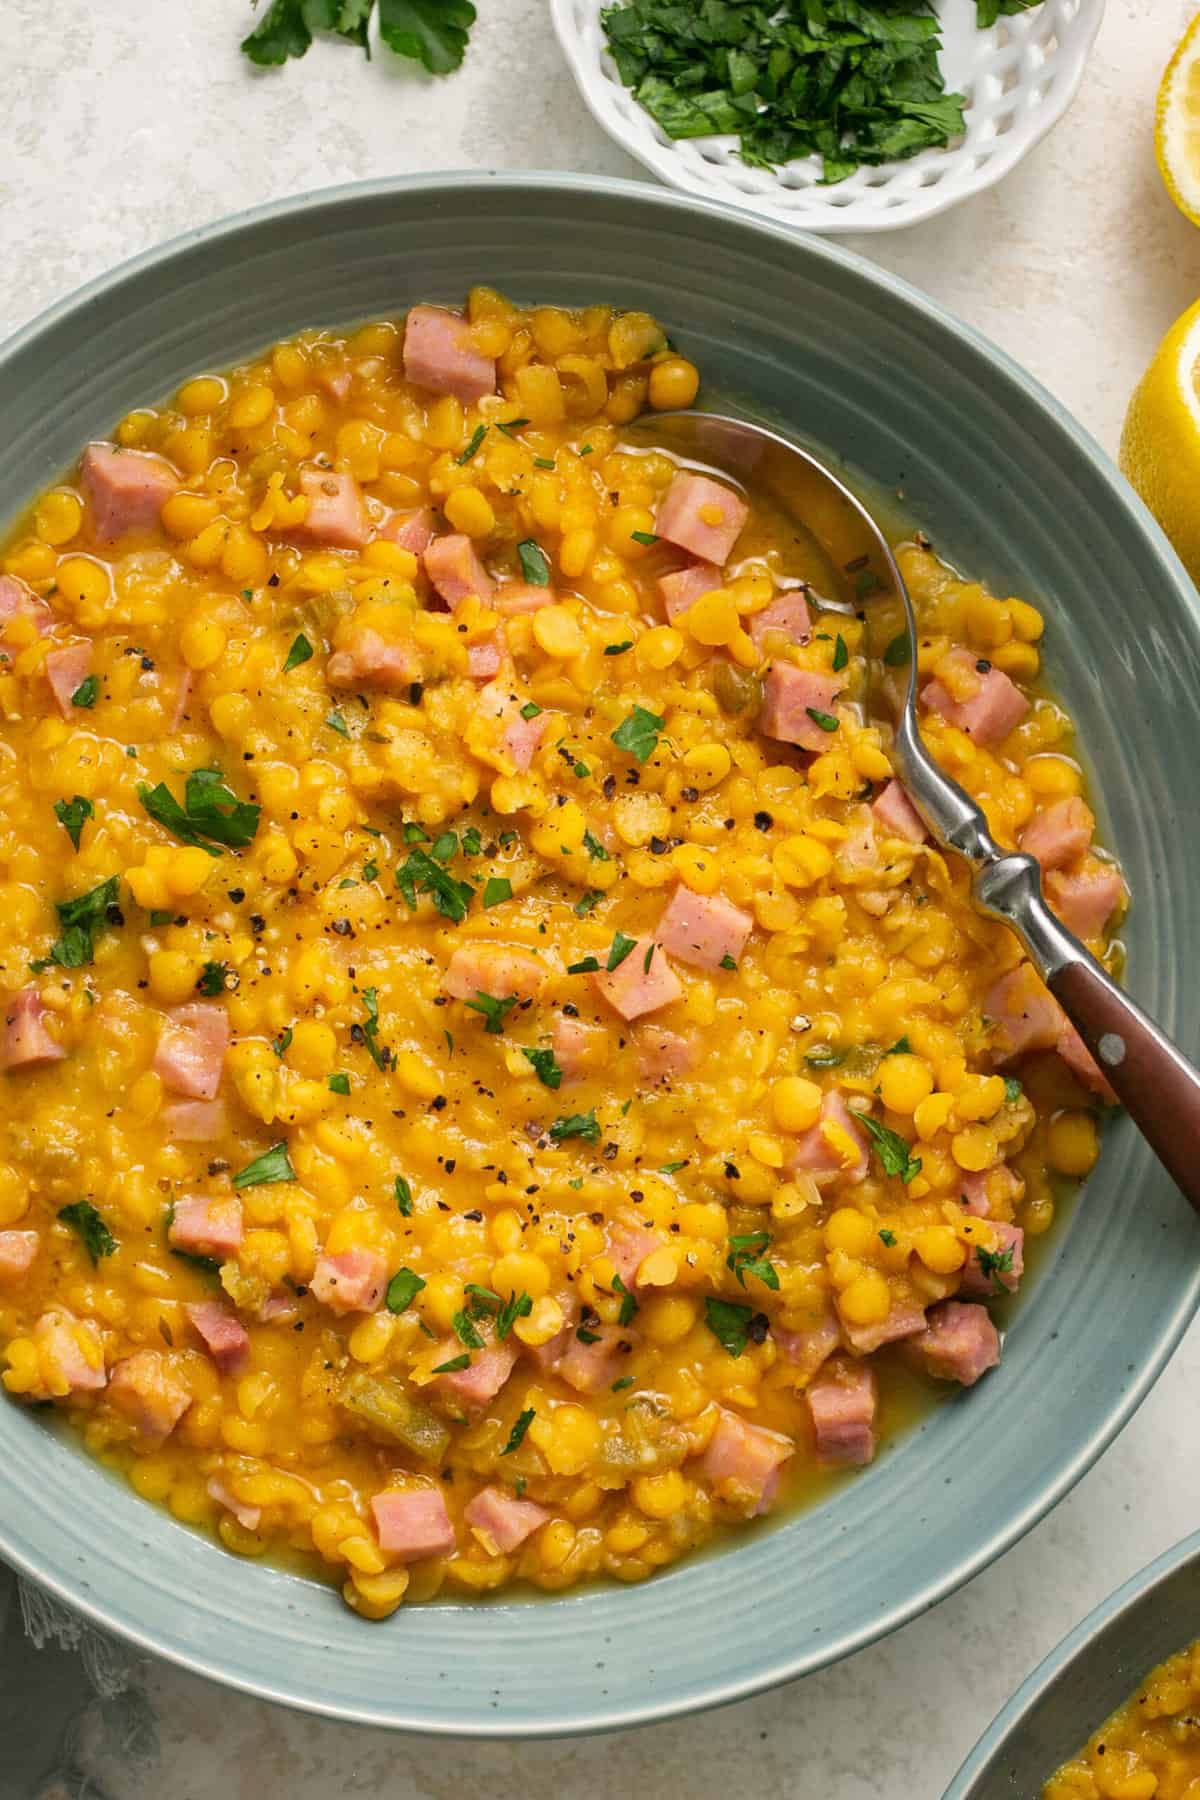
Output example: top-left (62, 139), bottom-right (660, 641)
top-left (3, 1), bottom-right (1200, 1795)
top-left (553, 0), bottom-right (1104, 233)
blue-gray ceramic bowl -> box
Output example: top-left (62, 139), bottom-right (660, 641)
top-left (0, 173), bottom-right (1197, 1736)
top-left (946, 1531), bottom-right (1200, 1797)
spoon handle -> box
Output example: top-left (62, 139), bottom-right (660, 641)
top-left (973, 855), bottom-right (1200, 1213)
top-left (1045, 958), bottom-right (1200, 1209)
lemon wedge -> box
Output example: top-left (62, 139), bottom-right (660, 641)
top-left (1120, 298), bottom-right (1200, 583)
top-left (1157, 12), bottom-right (1200, 224)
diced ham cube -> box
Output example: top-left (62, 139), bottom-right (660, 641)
top-left (1045, 860), bottom-right (1123, 942)
top-left (957, 1163), bottom-right (1024, 1219)
top-left (310, 1248), bottom-right (386, 1316)
top-left (808, 1361), bottom-right (878, 1466)
top-left (772, 1310), bottom-right (840, 1384)
top-left (759, 663), bottom-right (845, 752)
top-left (186, 1301), bottom-right (250, 1375)
top-left (403, 305), bottom-right (497, 404)
top-left (107, 1350), bottom-right (191, 1443)
top-left (590, 940), bottom-right (683, 1021)
top-left (749, 589), bottom-right (811, 649)
top-left (154, 1003), bottom-right (229, 1101)
top-left (471, 672), bottom-right (546, 772)
top-left (912, 1300), bottom-right (1000, 1386)
top-left (0, 1230), bottom-right (39, 1283)
top-left (161, 1099), bottom-right (228, 1142)
top-left (424, 533), bottom-right (494, 606)
top-left (207, 1476), bottom-right (261, 1533)
top-left (327, 626), bottom-right (422, 691)
top-left (168, 1196), bottom-right (244, 1260)
top-left (494, 582), bottom-right (555, 618)
top-left (44, 643), bottom-right (92, 719)
top-left (0, 572), bottom-right (53, 647)
top-left (700, 1407), bottom-right (793, 1514)
top-left (658, 561), bottom-right (724, 623)
top-left (636, 1024), bottom-right (696, 1084)
top-left (655, 883), bottom-right (752, 973)
top-left (318, 367), bottom-right (351, 405)
top-left (381, 506), bottom-right (438, 555)
top-left (558, 1323), bottom-right (632, 1395)
top-left (960, 1222), bottom-right (1024, 1297)
top-left (1056, 1020), bottom-right (1118, 1103)
top-left (444, 943), bottom-right (547, 1004)
top-left (655, 472), bottom-right (748, 565)
top-left (984, 964), bottom-right (1064, 1061)
top-left (605, 1223), bottom-right (664, 1292)
top-left (432, 1339), bottom-right (518, 1413)
top-left (0, 987), bottom-right (65, 1072)
top-left (32, 1310), bottom-right (106, 1397)
top-left (552, 1015), bottom-right (608, 1081)
top-left (503, 709), bottom-right (544, 771)
top-left (872, 779), bottom-right (927, 844)
top-left (291, 467), bottom-right (370, 550)
top-left (840, 1303), bottom-right (927, 1356)
top-left (465, 1485), bottom-right (550, 1554)
top-left (521, 1297), bottom-right (579, 1373)
top-left (81, 443), bottom-right (181, 540)
top-left (371, 1485), bottom-right (457, 1560)
top-left (467, 636), bottom-right (504, 680)
top-left (782, 1091), bottom-right (869, 1185)
top-left (921, 648), bottom-right (1029, 747)
top-left (1019, 796), bottom-right (1095, 871)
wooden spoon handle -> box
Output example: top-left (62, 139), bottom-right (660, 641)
top-left (1047, 959), bottom-right (1200, 1212)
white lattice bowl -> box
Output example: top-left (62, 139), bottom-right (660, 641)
top-left (552, 0), bottom-right (1105, 233)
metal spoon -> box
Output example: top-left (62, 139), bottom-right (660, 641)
top-left (630, 410), bottom-right (1200, 1211)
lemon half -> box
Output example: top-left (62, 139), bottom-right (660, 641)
top-left (1120, 298), bottom-right (1200, 584)
top-left (1157, 12), bottom-right (1200, 224)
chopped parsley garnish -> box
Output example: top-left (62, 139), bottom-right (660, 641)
top-left (495, 1291), bottom-right (533, 1340)
top-left (501, 1407), bottom-right (535, 1455)
top-left (283, 633), bottom-right (313, 672)
top-left (54, 796), bottom-right (92, 852)
top-left (725, 1231), bottom-right (779, 1291)
top-left (805, 706), bottom-right (839, 733)
top-left (548, 1109), bottom-right (601, 1143)
top-left (327, 1071), bottom-right (351, 1095)
top-left (394, 1174), bottom-right (414, 1216)
top-left (482, 876), bottom-right (513, 909)
top-left (232, 1141), bottom-right (296, 1189)
top-left (517, 539), bottom-right (551, 586)
top-left (464, 991), bottom-right (517, 1034)
top-left (611, 704), bottom-right (664, 764)
top-left (272, 1026), bottom-right (293, 1058)
top-left (403, 821), bottom-right (429, 843)
top-left (241, 0), bottom-right (476, 76)
top-left (567, 956), bottom-right (601, 974)
top-left (70, 674), bottom-right (98, 709)
top-left (496, 417), bottom-right (530, 438)
top-left (386, 1267), bottom-right (426, 1314)
top-left (196, 960), bottom-right (230, 996)
top-left (362, 858), bottom-right (378, 882)
top-left (430, 831), bottom-right (458, 863)
top-left (461, 827), bottom-right (482, 856)
top-left (606, 930), bottom-right (637, 972)
top-left (148, 910), bottom-right (175, 927)
top-left (395, 846), bottom-right (474, 922)
top-left (659, 1160), bottom-right (689, 1174)
top-left (533, 456), bottom-right (557, 471)
top-left (612, 1272), bottom-right (638, 1326)
top-left (522, 1046), bottom-right (563, 1090)
top-left (859, 1113), bottom-right (922, 1184)
top-left (704, 1296), bottom-right (765, 1359)
top-left (432, 1352), bottom-right (471, 1374)
top-left (360, 986), bottom-right (388, 1069)
top-left (58, 1200), bottom-right (116, 1265)
top-left (574, 889), bottom-right (603, 917)
top-left (1004, 1077), bottom-right (1023, 1103)
top-left (457, 423), bottom-right (487, 464)
top-left (832, 634), bottom-right (849, 672)
top-left (583, 830), bottom-right (610, 861)
top-left (325, 710), bottom-right (349, 736)
top-left (883, 1036), bottom-right (912, 1056)
top-left (976, 1244), bottom-right (1015, 1291)
top-left (519, 701), bottom-right (542, 720)
top-left (604, 641), bottom-right (633, 656)
top-left (34, 875), bottom-right (121, 971)
top-left (630, 530), bottom-right (658, 546)
top-left (452, 1309), bottom-right (486, 1350)
top-left (884, 629), bottom-right (913, 667)
top-left (718, 953), bottom-right (737, 971)
top-left (879, 1228), bottom-right (898, 1248)
top-left (138, 767), bottom-right (261, 855)
top-left (612, 1375), bottom-right (635, 1392)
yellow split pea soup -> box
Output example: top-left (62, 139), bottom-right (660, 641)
top-left (1046, 1639), bottom-right (1200, 1799)
top-left (0, 291), bottom-right (1125, 1618)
